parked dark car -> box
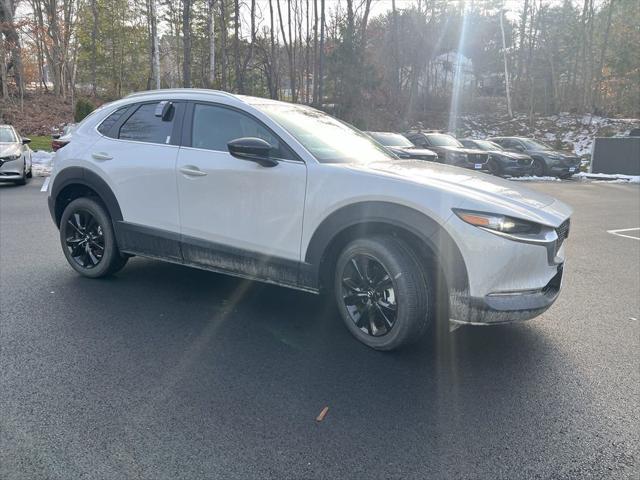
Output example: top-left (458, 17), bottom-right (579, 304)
top-left (489, 137), bottom-right (581, 178)
top-left (459, 138), bottom-right (533, 177)
top-left (366, 131), bottom-right (438, 162)
top-left (403, 130), bottom-right (488, 171)
top-left (51, 124), bottom-right (76, 152)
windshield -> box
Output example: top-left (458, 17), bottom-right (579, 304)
top-left (0, 126), bottom-right (17, 143)
top-left (466, 139), bottom-right (503, 151)
top-left (520, 138), bottom-right (552, 150)
top-left (425, 133), bottom-right (463, 147)
top-left (368, 132), bottom-right (414, 148)
top-left (254, 104), bottom-right (396, 163)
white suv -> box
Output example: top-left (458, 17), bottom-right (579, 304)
top-left (47, 89), bottom-right (572, 350)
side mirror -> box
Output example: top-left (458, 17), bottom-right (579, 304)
top-left (22, 137), bottom-right (31, 145)
top-left (227, 137), bottom-right (278, 167)
top-left (52, 134), bottom-right (61, 140)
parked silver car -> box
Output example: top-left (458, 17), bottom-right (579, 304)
top-left (0, 125), bottom-right (33, 185)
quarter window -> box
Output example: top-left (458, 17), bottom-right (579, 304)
top-left (97, 106), bottom-right (129, 137)
top-left (119, 102), bottom-right (175, 144)
top-left (191, 104), bottom-right (295, 160)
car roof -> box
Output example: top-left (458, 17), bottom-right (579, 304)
top-left (124, 88), bottom-right (296, 109)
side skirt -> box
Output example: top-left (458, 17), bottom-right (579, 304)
top-left (115, 221), bottom-right (319, 294)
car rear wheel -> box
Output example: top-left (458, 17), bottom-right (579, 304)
top-left (532, 158), bottom-right (546, 177)
top-left (59, 197), bottom-right (128, 278)
top-left (334, 235), bottom-right (431, 351)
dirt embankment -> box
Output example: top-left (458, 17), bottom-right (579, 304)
top-left (0, 93), bottom-right (74, 135)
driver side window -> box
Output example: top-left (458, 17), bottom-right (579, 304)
top-left (191, 104), bottom-right (296, 160)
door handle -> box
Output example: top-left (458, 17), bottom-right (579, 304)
top-left (92, 152), bottom-right (113, 161)
top-left (179, 166), bottom-right (208, 177)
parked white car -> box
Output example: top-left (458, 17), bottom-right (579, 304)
top-left (46, 89), bottom-right (572, 350)
top-left (0, 125), bottom-right (33, 185)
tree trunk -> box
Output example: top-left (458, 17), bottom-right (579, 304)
top-left (208, 0), bottom-right (216, 87)
top-left (219, 0), bottom-right (228, 90)
top-left (317, 0), bottom-right (324, 106)
top-left (183, 0), bottom-right (192, 88)
top-left (90, 0), bottom-right (98, 95)
top-left (499, 9), bottom-right (513, 118)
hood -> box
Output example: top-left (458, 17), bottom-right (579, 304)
top-left (437, 146), bottom-right (487, 155)
top-left (344, 159), bottom-right (566, 220)
top-left (403, 147), bottom-right (437, 156)
top-left (528, 149), bottom-right (577, 159)
top-left (0, 143), bottom-right (20, 158)
top-left (493, 150), bottom-right (531, 160)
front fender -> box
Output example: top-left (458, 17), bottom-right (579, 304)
top-left (302, 201), bottom-right (469, 295)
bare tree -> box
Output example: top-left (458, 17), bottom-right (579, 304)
top-left (183, 0), bottom-right (192, 87)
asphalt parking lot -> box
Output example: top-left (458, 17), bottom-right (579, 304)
top-left (1, 177), bottom-right (638, 480)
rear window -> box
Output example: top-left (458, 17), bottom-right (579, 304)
top-left (118, 103), bottom-right (175, 144)
top-left (97, 107), bottom-right (129, 137)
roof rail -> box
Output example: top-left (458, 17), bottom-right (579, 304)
top-left (125, 88), bottom-right (238, 100)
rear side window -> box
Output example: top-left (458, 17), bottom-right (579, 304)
top-left (191, 104), bottom-right (295, 160)
top-left (97, 107), bottom-right (129, 137)
top-left (118, 102), bottom-right (175, 144)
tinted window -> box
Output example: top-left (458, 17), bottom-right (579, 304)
top-left (119, 103), bottom-right (175, 144)
top-left (191, 104), bottom-right (295, 160)
top-left (97, 107), bottom-right (129, 137)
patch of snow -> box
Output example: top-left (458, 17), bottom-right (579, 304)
top-left (574, 172), bottom-right (640, 184)
top-left (510, 176), bottom-right (562, 182)
top-left (31, 150), bottom-right (54, 177)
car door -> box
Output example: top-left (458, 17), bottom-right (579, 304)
top-left (176, 102), bottom-right (307, 285)
top-left (89, 100), bottom-right (184, 259)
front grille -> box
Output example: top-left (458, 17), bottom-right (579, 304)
top-left (556, 219), bottom-right (570, 248)
top-left (468, 153), bottom-right (488, 164)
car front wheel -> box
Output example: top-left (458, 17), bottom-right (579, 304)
top-left (334, 235), bottom-right (431, 351)
top-left (532, 158), bottom-right (546, 177)
top-left (59, 197), bottom-right (128, 278)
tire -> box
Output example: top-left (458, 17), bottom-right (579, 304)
top-left (59, 197), bottom-right (128, 278)
top-left (26, 165), bottom-right (33, 178)
top-left (487, 159), bottom-right (502, 177)
top-left (532, 158), bottom-right (546, 177)
top-left (14, 162), bottom-right (27, 185)
top-left (334, 235), bottom-right (431, 351)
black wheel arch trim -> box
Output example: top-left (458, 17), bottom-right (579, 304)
top-left (303, 201), bottom-right (469, 294)
top-left (49, 166), bottom-right (123, 227)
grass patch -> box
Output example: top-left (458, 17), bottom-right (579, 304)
top-left (26, 135), bottom-right (52, 152)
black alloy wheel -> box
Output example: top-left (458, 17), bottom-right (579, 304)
top-left (64, 209), bottom-right (105, 269)
top-left (59, 197), bottom-right (128, 278)
top-left (532, 158), bottom-right (546, 176)
top-left (341, 253), bottom-right (398, 337)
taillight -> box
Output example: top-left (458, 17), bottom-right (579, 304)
top-left (52, 139), bottom-right (69, 151)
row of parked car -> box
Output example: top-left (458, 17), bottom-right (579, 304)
top-left (366, 130), bottom-right (582, 178)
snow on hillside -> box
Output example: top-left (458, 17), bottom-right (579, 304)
top-left (460, 113), bottom-right (639, 157)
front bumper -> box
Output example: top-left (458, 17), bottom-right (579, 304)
top-left (449, 265), bottom-right (563, 325)
top-left (445, 209), bottom-right (570, 325)
top-left (501, 163), bottom-right (533, 176)
top-left (0, 157), bottom-right (24, 181)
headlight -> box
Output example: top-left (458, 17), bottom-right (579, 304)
top-left (454, 209), bottom-right (541, 234)
top-left (1, 154), bottom-right (20, 161)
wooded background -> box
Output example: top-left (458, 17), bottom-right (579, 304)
top-left (1, 0), bottom-right (638, 133)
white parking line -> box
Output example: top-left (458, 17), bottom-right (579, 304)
top-left (607, 227), bottom-right (640, 240)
